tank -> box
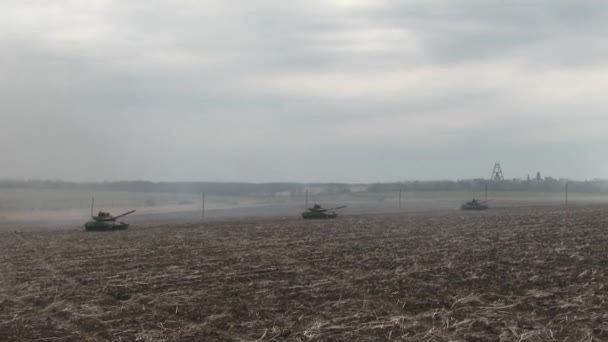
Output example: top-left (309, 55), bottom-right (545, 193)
top-left (301, 204), bottom-right (347, 219)
top-left (460, 199), bottom-right (489, 210)
top-left (84, 197), bottom-right (136, 231)
top-left (84, 219), bottom-right (131, 231)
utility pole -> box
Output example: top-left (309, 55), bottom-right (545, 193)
top-left (485, 183), bottom-right (488, 202)
top-left (201, 192), bottom-right (206, 221)
top-left (399, 188), bottom-right (402, 210)
top-left (565, 181), bottom-right (569, 206)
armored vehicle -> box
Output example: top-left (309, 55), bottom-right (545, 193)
top-left (84, 197), bottom-right (136, 231)
top-left (84, 210), bottom-right (136, 231)
top-left (301, 204), bottom-right (346, 219)
top-left (460, 199), bottom-right (489, 211)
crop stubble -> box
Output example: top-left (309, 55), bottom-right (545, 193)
top-left (1, 207), bottom-right (608, 341)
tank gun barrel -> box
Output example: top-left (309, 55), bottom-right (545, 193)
top-left (113, 210), bottom-right (136, 219)
top-left (307, 205), bottom-right (347, 212)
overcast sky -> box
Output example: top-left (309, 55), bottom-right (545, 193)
top-left (1, 0), bottom-right (607, 182)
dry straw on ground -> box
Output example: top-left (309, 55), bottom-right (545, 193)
top-left (1, 207), bottom-right (608, 341)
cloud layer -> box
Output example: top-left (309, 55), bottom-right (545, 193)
top-left (1, 0), bottom-right (607, 182)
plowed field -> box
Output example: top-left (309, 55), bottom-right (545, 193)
top-left (1, 207), bottom-right (608, 341)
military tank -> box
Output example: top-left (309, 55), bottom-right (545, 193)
top-left (84, 197), bottom-right (136, 231)
top-left (460, 199), bottom-right (489, 211)
top-left (301, 204), bottom-right (347, 219)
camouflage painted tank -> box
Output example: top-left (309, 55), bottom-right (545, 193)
top-left (460, 199), bottom-right (489, 211)
top-left (85, 198), bottom-right (136, 231)
top-left (301, 204), bottom-right (346, 219)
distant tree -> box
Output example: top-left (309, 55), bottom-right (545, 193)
top-left (536, 171), bottom-right (542, 181)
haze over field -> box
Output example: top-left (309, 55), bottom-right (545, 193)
top-left (1, 0), bottom-right (607, 182)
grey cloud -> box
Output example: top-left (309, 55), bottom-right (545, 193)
top-left (365, 0), bottom-right (608, 65)
top-left (0, 0), bottom-right (607, 182)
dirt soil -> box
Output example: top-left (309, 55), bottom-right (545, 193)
top-left (1, 207), bottom-right (608, 341)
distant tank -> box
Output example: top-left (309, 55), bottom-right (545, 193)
top-left (460, 199), bottom-right (489, 211)
top-left (84, 197), bottom-right (136, 231)
top-left (301, 204), bottom-right (347, 219)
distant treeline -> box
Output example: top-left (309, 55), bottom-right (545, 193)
top-left (0, 180), bottom-right (349, 196)
top-left (368, 178), bottom-right (608, 194)
top-left (1, 179), bottom-right (608, 195)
